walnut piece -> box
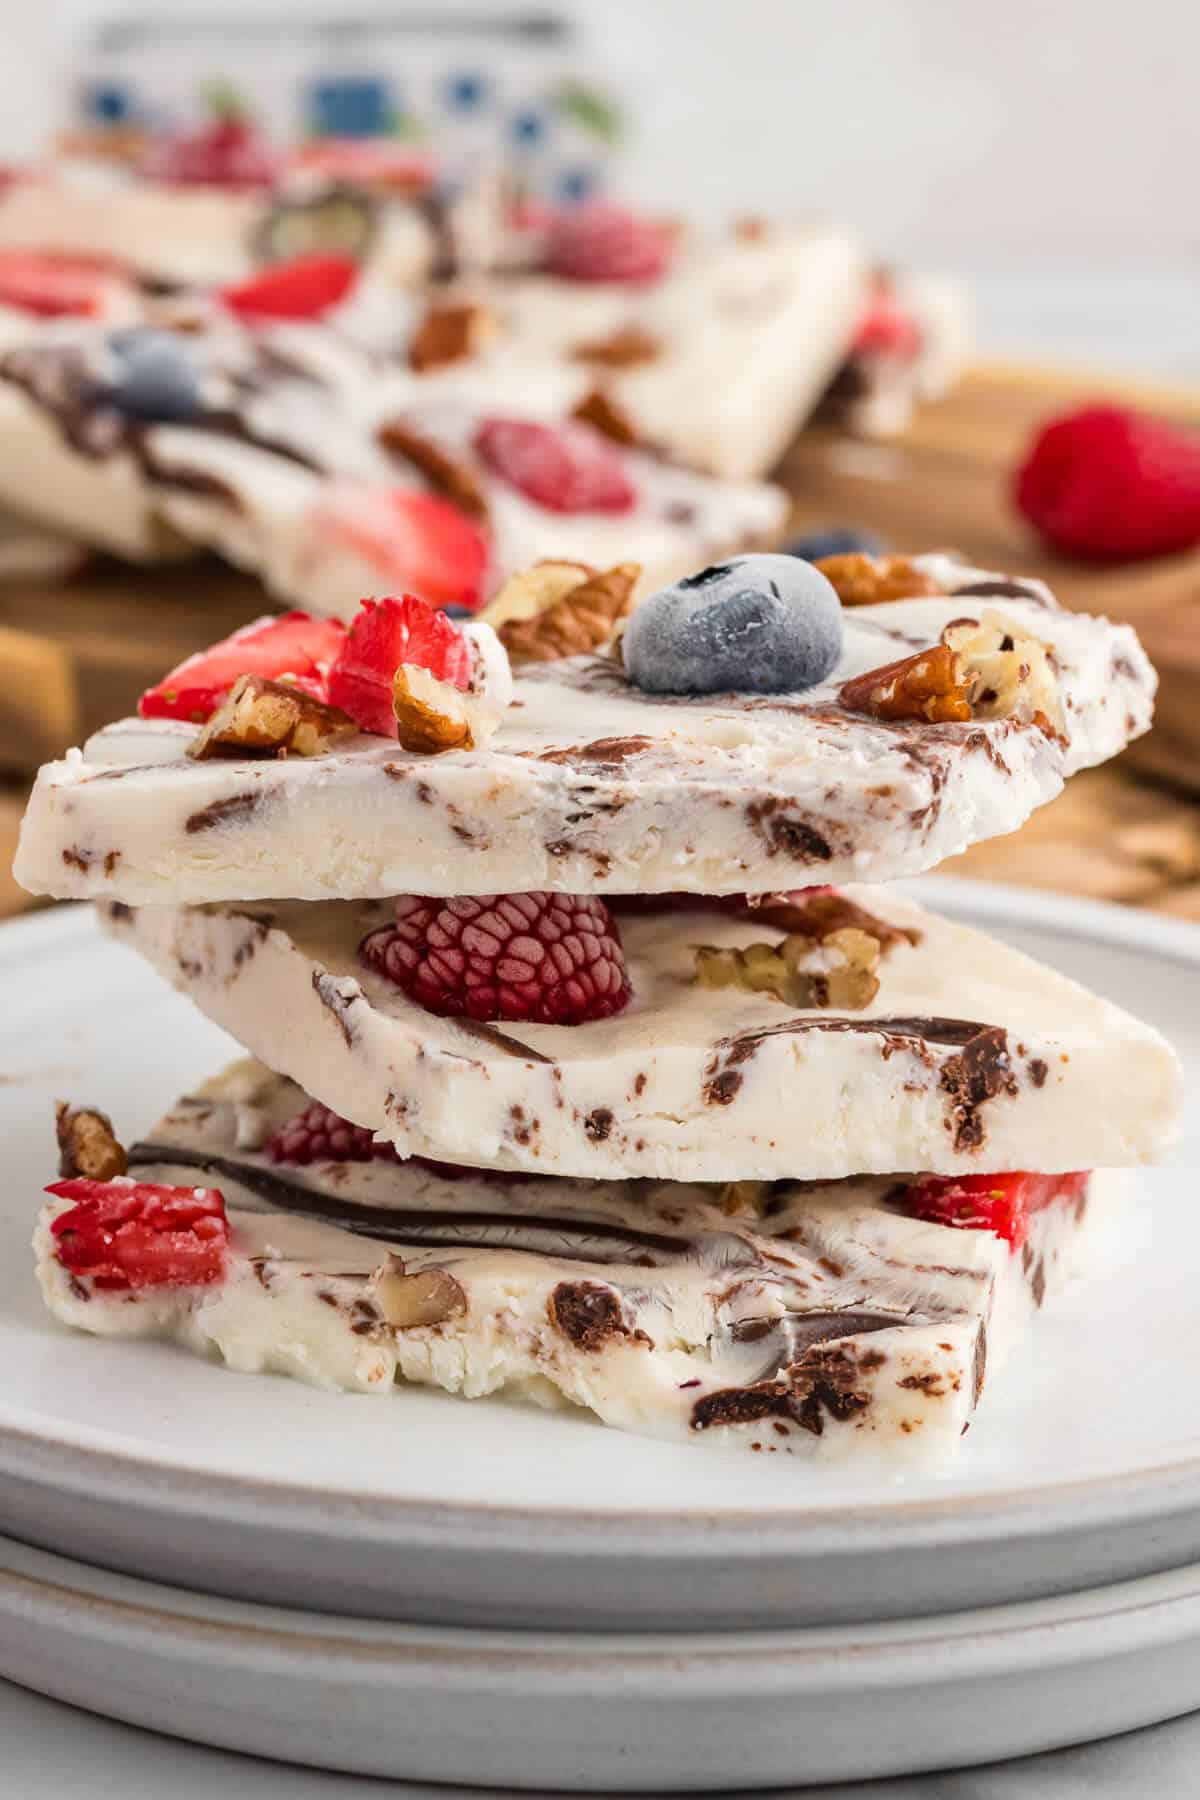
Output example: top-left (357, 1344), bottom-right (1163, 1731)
top-left (372, 1255), bottom-right (467, 1329)
top-left (56, 1102), bottom-right (127, 1180)
top-left (693, 926), bottom-right (881, 1010)
top-left (745, 890), bottom-right (921, 952)
top-left (480, 560), bottom-right (596, 633)
top-left (570, 325), bottom-right (661, 368)
top-left (942, 609), bottom-right (1065, 736)
top-left (491, 562), bottom-right (641, 664)
top-left (815, 553), bottom-right (946, 607)
top-left (407, 301), bottom-right (496, 373)
top-left (188, 675), bottom-right (359, 761)
top-left (572, 387), bottom-right (639, 446)
top-left (839, 645), bottom-right (973, 724)
top-left (377, 418), bottom-right (489, 520)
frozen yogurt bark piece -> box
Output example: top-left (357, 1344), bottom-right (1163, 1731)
top-left (93, 887), bottom-right (1180, 1181)
top-left (819, 270), bottom-right (972, 438)
top-left (36, 1060), bottom-right (1115, 1463)
top-left (15, 557), bottom-right (1155, 904)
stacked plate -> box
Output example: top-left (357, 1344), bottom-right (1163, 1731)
top-left (0, 885), bottom-right (1197, 1790)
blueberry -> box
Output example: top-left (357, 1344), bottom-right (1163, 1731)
top-left (103, 330), bottom-right (202, 423)
top-left (624, 554), bottom-right (844, 696)
top-left (784, 525), bottom-right (886, 562)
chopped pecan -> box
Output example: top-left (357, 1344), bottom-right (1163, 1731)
top-left (693, 926), bottom-right (881, 1010)
top-left (377, 418), bottom-right (489, 521)
top-left (745, 891), bottom-right (921, 952)
top-left (572, 387), bottom-right (639, 446)
top-left (733, 215), bottom-right (770, 241)
top-left (372, 1254), bottom-right (466, 1329)
top-left (480, 559), bottom-right (596, 633)
top-left (393, 665), bottom-right (475, 753)
top-left (815, 553), bottom-right (946, 607)
top-left (188, 675), bottom-right (359, 760)
top-left (407, 301), bottom-right (495, 373)
top-left (942, 609), bottom-right (1065, 736)
top-left (839, 645), bottom-right (972, 724)
top-left (55, 1102), bottom-right (128, 1180)
top-left (494, 562), bottom-right (641, 664)
top-left (718, 1180), bottom-right (772, 1216)
top-left (570, 325), bottom-right (661, 368)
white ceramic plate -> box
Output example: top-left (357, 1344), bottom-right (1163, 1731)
top-left (5, 1529), bottom-right (1200, 1790)
top-left (0, 881), bottom-right (1198, 1632)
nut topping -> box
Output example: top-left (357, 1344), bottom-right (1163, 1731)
top-left (839, 645), bottom-right (972, 724)
top-left (55, 1102), bottom-right (128, 1181)
top-left (377, 418), bottom-right (489, 520)
top-left (487, 561), bottom-right (641, 664)
top-left (815, 553), bottom-right (946, 607)
top-left (407, 301), bottom-right (496, 373)
top-left (570, 324), bottom-right (661, 368)
top-left (393, 664), bottom-right (475, 753)
top-left (942, 609), bottom-right (1065, 735)
top-left (188, 675), bottom-right (359, 760)
top-left (372, 1254), bottom-right (467, 1329)
top-left (694, 926), bottom-right (881, 1010)
top-left (571, 387), bottom-right (639, 446)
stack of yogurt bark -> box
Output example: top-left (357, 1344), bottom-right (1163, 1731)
top-left (17, 546), bottom-right (1179, 1466)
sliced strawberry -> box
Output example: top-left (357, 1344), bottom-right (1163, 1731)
top-left (474, 418), bottom-right (636, 514)
top-left (146, 117), bottom-right (278, 190)
top-left (138, 611), bottom-right (346, 724)
top-left (852, 289), bottom-right (922, 360)
top-left (47, 1177), bottom-right (229, 1290)
top-left (901, 1170), bottom-right (1089, 1250)
top-left (0, 250), bottom-right (118, 318)
top-left (221, 253), bottom-right (359, 322)
top-left (328, 594), bottom-right (472, 737)
top-left (317, 487), bottom-right (489, 614)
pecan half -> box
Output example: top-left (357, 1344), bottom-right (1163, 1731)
top-left (393, 665), bottom-right (474, 753)
top-left (694, 926), bottom-right (881, 1010)
top-left (572, 387), bottom-right (639, 446)
top-left (377, 418), bottom-right (489, 521)
top-left (745, 890), bottom-right (921, 952)
top-left (839, 645), bottom-right (972, 724)
top-left (55, 1102), bottom-right (127, 1180)
top-left (188, 675), bottom-right (359, 760)
top-left (373, 1254), bottom-right (467, 1329)
top-left (815, 553), bottom-right (946, 607)
top-left (570, 325), bottom-right (661, 368)
top-left (494, 562), bottom-right (641, 664)
top-left (407, 301), bottom-right (495, 373)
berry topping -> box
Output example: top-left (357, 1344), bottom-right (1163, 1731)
top-left (268, 1100), bottom-right (398, 1165)
top-left (852, 289), bottom-right (922, 360)
top-left (784, 525), bottom-right (886, 563)
top-left (46, 1177), bottom-right (229, 1290)
top-left (545, 202), bottom-right (672, 284)
top-left (901, 1171), bottom-right (1088, 1251)
top-left (475, 417), bottom-right (636, 515)
top-left (624, 553), bottom-right (844, 696)
top-left (317, 487), bottom-right (489, 616)
top-left (361, 891), bottom-right (632, 1025)
top-left (327, 593), bottom-right (472, 738)
top-left (220, 254), bottom-right (359, 322)
top-left (1015, 404), bottom-right (1200, 561)
top-left (145, 116), bottom-right (277, 189)
top-left (138, 611), bottom-right (346, 724)
top-left (0, 250), bottom-right (117, 318)
top-left (103, 329), bottom-right (202, 423)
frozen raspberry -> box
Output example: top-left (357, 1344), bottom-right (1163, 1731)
top-left (474, 418), bottom-right (636, 515)
top-left (139, 611), bottom-right (346, 723)
top-left (327, 593), bottom-right (473, 738)
top-left (46, 1177), bottom-right (229, 1290)
top-left (1015, 405), bottom-right (1200, 560)
top-left (268, 1100), bottom-right (398, 1165)
top-left (221, 254), bottom-right (359, 322)
top-left (545, 202), bottom-right (672, 284)
top-left (361, 891), bottom-right (632, 1025)
top-left (901, 1171), bottom-right (1088, 1250)
top-left (146, 117), bottom-right (278, 189)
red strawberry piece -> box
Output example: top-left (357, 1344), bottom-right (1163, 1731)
top-left (0, 251), bottom-right (118, 318)
top-left (852, 289), bottom-right (922, 360)
top-left (147, 117), bottom-right (278, 190)
top-left (46, 1177), bottom-right (229, 1290)
top-left (900, 1170), bottom-right (1089, 1251)
top-left (319, 488), bottom-right (489, 615)
top-left (327, 593), bottom-right (472, 738)
top-left (361, 891), bottom-right (632, 1025)
top-left (545, 202), bottom-right (672, 284)
top-left (475, 418), bottom-right (636, 515)
top-left (138, 611), bottom-right (346, 724)
top-left (221, 254), bottom-right (359, 322)
top-left (1015, 405), bottom-right (1200, 561)
top-left (268, 1100), bottom-right (398, 1165)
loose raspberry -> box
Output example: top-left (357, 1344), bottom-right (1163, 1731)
top-left (268, 1100), bottom-right (398, 1165)
top-left (475, 418), bottom-right (636, 515)
top-left (145, 117), bottom-right (278, 190)
top-left (138, 611), bottom-right (346, 724)
top-left (327, 593), bottom-right (473, 738)
top-left (0, 251), bottom-right (119, 318)
top-left (317, 488), bottom-right (489, 616)
top-left (901, 1170), bottom-right (1089, 1251)
top-left (852, 288), bottom-right (922, 360)
top-left (46, 1177), bottom-right (229, 1290)
top-left (545, 202), bottom-right (672, 284)
top-left (1015, 405), bottom-right (1200, 561)
top-left (361, 891), bottom-right (632, 1025)
top-left (221, 254), bottom-right (359, 322)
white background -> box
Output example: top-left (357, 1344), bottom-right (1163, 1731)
top-left (2, 0), bottom-right (1197, 377)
